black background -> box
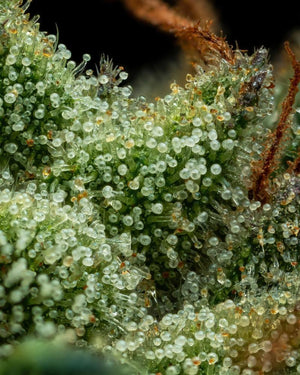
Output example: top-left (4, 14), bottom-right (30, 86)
top-left (28, 0), bottom-right (299, 85)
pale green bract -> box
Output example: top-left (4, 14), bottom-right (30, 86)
top-left (0, 1), bottom-right (300, 374)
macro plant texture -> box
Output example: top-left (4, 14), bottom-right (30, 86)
top-left (0, 1), bottom-right (300, 374)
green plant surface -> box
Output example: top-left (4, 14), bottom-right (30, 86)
top-left (0, 1), bottom-right (300, 374)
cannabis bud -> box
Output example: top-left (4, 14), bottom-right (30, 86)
top-left (0, 1), bottom-right (299, 374)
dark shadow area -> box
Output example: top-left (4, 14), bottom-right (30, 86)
top-left (28, 0), bottom-right (299, 84)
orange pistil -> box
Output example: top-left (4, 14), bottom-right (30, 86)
top-left (250, 42), bottom-right (300, 203)
top-left (287, 148), bottom-right (300, 175)
top-left (121, 0), bottom-right (234, 66)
